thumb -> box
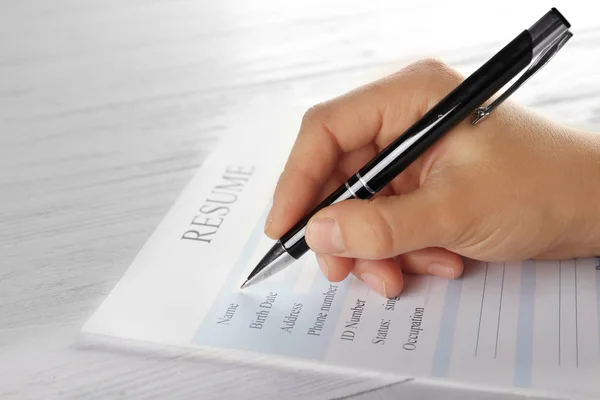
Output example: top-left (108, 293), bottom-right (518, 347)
top-left (305, 186), bottom-right (455, 259)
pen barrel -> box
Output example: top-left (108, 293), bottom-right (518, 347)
top-left (356, 30), bottom-right (534, 193)
top-left (280, 183), bottom-right (351, 258)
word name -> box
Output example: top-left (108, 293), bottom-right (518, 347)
top-left (217, 303), bottom-right (238, 325)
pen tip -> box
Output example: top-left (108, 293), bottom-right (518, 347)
top-left (240, 280), bottom-right (250, 290)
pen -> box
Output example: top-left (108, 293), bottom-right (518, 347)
top-left (241, 8), bottom-right (572, 290)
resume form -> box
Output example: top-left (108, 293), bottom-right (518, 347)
top-left (83, 105), bottom-right (600, 399)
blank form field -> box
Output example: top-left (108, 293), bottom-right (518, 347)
top-left (474, 263), bottom-right (505, 359)
top-left (452, 261), bottom-right (488, 361)
top-left (533, 260), bottom-right (560, 368)
top-left (574, 258), bottom-right (598, 367)
top-left (494, 262), bottom-right (521, 365)
top-left (559, 259), bottom-right (578, 368)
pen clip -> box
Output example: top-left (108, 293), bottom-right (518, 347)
top-left (472, 30), bottom-right (573, 125)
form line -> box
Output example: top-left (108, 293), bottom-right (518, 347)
top-left (475, 262), bottom-right (489, 357)
top-left (494, 263), bottom-right (506, 359)
top-left (575, 258), bottom-right (579, 368)
top-left (558, 260), bottom-right (561, 366)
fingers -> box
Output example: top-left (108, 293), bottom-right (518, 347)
top-left (319, 256), bottom-right (402, 298)
top-left (315, 254), bottom-right (354, 282)
top-left (397, 247), bottom-right (464, 279)
top-left (306, 185), bottom-right (457, 259)
top-left (265, 59), bottom-right (462, 239)
top-left (316, 248), bottom-right (463, 298)
top-left (351, 258), bottom-right (404, 298)
top-left (316, 256), bottom-right (404, 298)
top-left (264, 97), bottom-right (379, 239)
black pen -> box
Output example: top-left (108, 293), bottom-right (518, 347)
top-left (241, 8), bottom-right (572, 289)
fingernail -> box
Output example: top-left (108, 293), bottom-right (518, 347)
top-left (316, 254), bottom-right (329, 280)
top-left (361, 273), bottom-right (387, 297)
top-left (306, 217), bottom-right (345, 253)
top-left (427, 263), bottom-right (455, 279)
top-left (264, 209), bottom-right (272, 232)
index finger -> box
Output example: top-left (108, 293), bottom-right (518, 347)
top-left (265, 59), bottom-right (458, 238)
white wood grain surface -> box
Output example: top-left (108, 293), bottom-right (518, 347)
top-left (1, 1), bottom-right (599, 399)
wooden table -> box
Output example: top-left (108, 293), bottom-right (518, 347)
top-left (2, 1), bottom-right (599, 398)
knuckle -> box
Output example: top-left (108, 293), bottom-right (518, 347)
top-left (413, 58), bottom-right (462, 86)
top-left (399, 58), bottom-right (463, 112)
top-left (417, 57), bottom-right (449, 73)
top-left (403, 58), bottom-right (449, 77)
top-left (300, 101), bottom-right (340, 149)
top-left (302, 102), bottom-right (329, 125)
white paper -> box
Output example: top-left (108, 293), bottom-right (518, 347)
top-left (83, 104), bottom-right (600, 399)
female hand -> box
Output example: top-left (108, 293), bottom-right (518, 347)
top-left (264, 59), bottom-right (600, 298)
